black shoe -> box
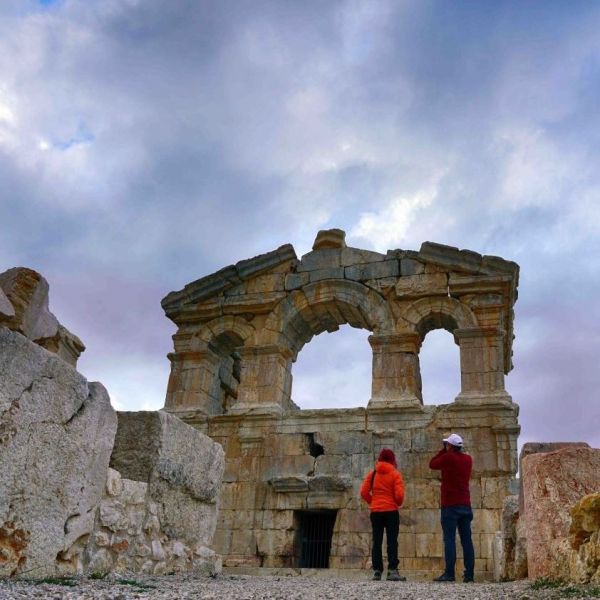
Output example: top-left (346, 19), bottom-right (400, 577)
top-left (433, 573), bottom-right (455, 582)
top-left (386, 569), bottom-right (406, 581)
top-left (372, 570), bottom-right (382, 581)
top-left (463, 576), bottom-right (474, 583)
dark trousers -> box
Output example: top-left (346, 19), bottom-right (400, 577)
top-left (370, 510), bottom-right (399, 572)
top-left (440, 505), bottom-right (475, 579)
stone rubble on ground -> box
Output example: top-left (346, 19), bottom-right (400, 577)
top-left (0, 574), bottom-right (577, 600)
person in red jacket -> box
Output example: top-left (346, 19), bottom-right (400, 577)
top-left (429, 433), bottom-right (474, 583)
top-left (360, 448), bottom-right (406, 582)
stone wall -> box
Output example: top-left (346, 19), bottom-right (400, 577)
top-left (161, 230), bottom-right (521, 579)
top-left (0, 327), bottom-right (117, 578)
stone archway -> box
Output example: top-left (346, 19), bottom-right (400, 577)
top-left (161, 229), bottom-right (521, 579)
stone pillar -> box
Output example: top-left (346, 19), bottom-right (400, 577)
top-left (454, 327), bottom-right (513, 404)
top-left (368, 333), bottom-right (423, 409)
top-left (230, 345), bottom-right (293, 415)
top-left (164, 347), bottom-right (223, 416)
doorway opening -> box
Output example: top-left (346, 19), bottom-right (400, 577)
top-left (294, 510), bottom-right (337, 568)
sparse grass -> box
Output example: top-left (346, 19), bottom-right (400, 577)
top-left (116, 578), bottom-right (157, 591)
top-left (530, 577), bottom-right (600, 598)
top-left (33, 576), bottom-right (77, 587)
top-left (89, 571), bottom-right (107, 580)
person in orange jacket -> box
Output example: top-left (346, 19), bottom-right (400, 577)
top-left (360, 448), bottom-right (406, 581)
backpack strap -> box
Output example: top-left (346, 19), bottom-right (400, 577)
top-left (370, 466), bottom-right (376, 494)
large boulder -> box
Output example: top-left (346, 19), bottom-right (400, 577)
top-left (102, 411), bottom-right (225, 574)
top-left (0, 268), bottom-right (84, 367)
top-left (0, 327), bottom-right (117, 577)
top-left (567, 492), bottom-right (600, 583)
top-left (522, 446), bottom-right (600, 580)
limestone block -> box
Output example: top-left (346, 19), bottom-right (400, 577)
top-left (419, 242), bottom-right (482, 273)
top-left (314, 454), bottom-right (352, 476)
top-left (400, 258), bottom-right (425, 276)
top-left (415, 533), bottom-right (443, 557)
top-left (345, 260), bottom-right (399, 282)
top-left (313, 431), bottom-right (372, 456)
top-left (0, 286), bottom-right (15, 320)
top-left (284, 272), bottom-right (309, 290)
top-left (297, 248), bottom-right (342, 272)
top-left (109, 410), bottom-right (225, 545)
top-left (569, 493), bottom-right (600, 583)
top-left (522, 447), bottom-right (600, 579)
top-left (340, 247), bottom-right (385, 266)
top-left (243, 274), bottom-right (285, 294)
top-left (395, 273), bottom-right (448, 299)
top-left (518, 442), bottom-right (590, 512)
top-left (312, 229), bottom-right (346, 250)
top-left (262, 510), bottom-right (294, 530)
top-left (481, 477), bottom-right (513, 509)
top-left (308, 267), bottom-right (345, 282)
top-left (264, 455), bottom-right (315, 479)
top-left (255, 529), bottom-right (295, 558)
top-left (0, 327), bottom-right (117, 578)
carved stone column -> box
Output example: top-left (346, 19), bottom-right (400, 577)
top-left (230, 345), bottom-right (293, 415)
top-left (164, 348), bottom-right (223, 415)
top-left (454, 327), bottom-right (513, 404)
top-left (368, 333), bottom-right (423, 409)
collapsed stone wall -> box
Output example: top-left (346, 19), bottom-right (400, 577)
top-left (0, 268), bottom-right (225, 578)
top-left (161, 229), bottom-right (521, 579)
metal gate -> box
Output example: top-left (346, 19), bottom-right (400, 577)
top-left (295, 510), bottom-right (337, 568)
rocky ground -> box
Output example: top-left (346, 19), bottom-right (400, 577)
top-left (1, 574), bottom-right (599, 600)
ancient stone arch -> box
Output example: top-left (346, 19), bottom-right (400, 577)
top-left (161, 229), bottom-right (520, 579)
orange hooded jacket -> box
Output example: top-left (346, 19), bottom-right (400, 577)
top-left (360, 461), bottom-right (405, 512)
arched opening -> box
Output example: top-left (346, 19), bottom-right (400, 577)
top-left (419, 329), bottom-right (461, 405)
top-left (291, 325), bottom-right (372, 410)
top-left (209, 331), bottom-right (243, 413)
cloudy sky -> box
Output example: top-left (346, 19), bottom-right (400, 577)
top-left (1, 0), bottom-right (599, 450)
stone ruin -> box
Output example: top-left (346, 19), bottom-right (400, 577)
top-left (2, 230), bottom-right (597, 583)
top-left (160, 229), bottom-right (521, 580)
top-left (0, 268), bottom-right (224, 578)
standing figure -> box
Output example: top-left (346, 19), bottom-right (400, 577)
top-left (429, 433), bottom-right (475, 583)
top-left (360, 448), bottom-right (406, 582)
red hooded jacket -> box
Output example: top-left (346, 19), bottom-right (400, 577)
top-left (360, 461), bottom-right (405, 512)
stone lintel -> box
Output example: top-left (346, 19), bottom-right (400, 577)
top-left (367, 396), bottom-right (423, 411)
top-left (226, 403), bottom-right (285, 417)
top-left (223, 292), bottom-right (287, 315)
top-left (238, 344), bottom-right (294, 360)
top-left (453, 391), bottom-right (515, 407)
top-left (369, 332), bottom-right (422, 353)
top-left (419, 242), bottom-right (483, 273)
top-left (453, 326), bottom-right (505, 342)
top-left (167, 349), bottom-right (221, 364)
top-left (269, 476), bottom-right (309, 493)
top-left (448, 274), bottom-right (513, 295)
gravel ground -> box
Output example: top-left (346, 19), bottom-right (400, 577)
top-left (0, 574), bottom-right (598, 600)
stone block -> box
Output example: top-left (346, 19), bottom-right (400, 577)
top-left (340, 247), bottom-right (385, 266)
top-left (419, 242), bottom-right (482, 273)
top-left (400, 258), bottom-right (425, 276)
top-left (395, 273), bottom-right (448, 298)
top-left (109, 410), bottom-right (224, 546)
top-left (0, 328), bottom-right (117, 578)
top-left (308, 267), bottom-right (345, 282)
top-left (522, 447), bottom-right (600, 580)
top-left (345, 260), bottom-right (399, 281)
top-left (312, 229), bottom-right (346, 250)
top-left (297, 249), bottom-right (342, 272)
top-left (0, 286), bottom-right (15, 320)
top-left (313, 431), bottom-right (372, 456)
top-left (415, 533), bottom-right (443, 557)
top-left (284, 272), bottom-right (309, 290)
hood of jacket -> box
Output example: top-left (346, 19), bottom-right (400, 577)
top-left (375, 460), bottom-right (396, 475)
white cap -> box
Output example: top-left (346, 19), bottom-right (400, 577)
top-left (443, 433), bottom-right (464, 447)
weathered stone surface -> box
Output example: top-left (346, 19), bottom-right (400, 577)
top-left (0, 327), bottom-right (117, 578)
top-left (345, 260), bottom-right (399, 281)
top-left (493, 494), bottom-right (519, 581)
top-left (568, 492), bottom-right (600, 583)
top-left (395, 273), bottom-right (448, 298)
top-left (109, 411), bottom-right (225, 546)
top-left (0, 287), bottom-right (15, 320)
top-left (522, 447), bottom-right (600, 580)
top-left (312, 229), bottom-right (346, 250)
top-left (0, 268), bottom-right (85, 366)
top-left (518, 442), bottom-right (590, 512)
top-left (161, 230), bottom-right (521, 579)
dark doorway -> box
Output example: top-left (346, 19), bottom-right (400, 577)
top-left (294, 510), bottom-right (337, 568)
